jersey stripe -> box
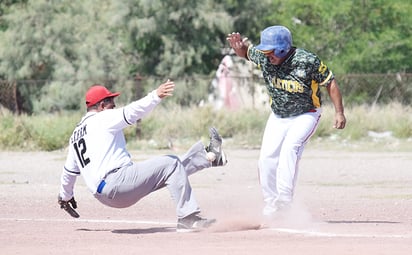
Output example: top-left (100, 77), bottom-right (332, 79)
top-left (319, 72), bottom-right (333, 86)
top-left (311, 80), bottom-right (321, 108)
top-left (64, 166), bottom-right (80, 175)
top-left (76, 113), bottom-right (96, 127)
top-left (122, 109), bottom-right (132, 125)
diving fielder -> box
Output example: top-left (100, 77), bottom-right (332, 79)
top-left (58, 81), bottom-right (227, 232)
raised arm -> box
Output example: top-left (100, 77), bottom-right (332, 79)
top-left (226, 32), bottom-right (249, 59)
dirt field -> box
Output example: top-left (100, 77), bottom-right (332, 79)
top-left (1, 147), bottom-right (412, 255)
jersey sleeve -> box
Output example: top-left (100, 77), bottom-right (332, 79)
top-left (59, 169), bottom-right (77, 201)
top-left (59, 148), bottom-right (80, 201)
top-left (312, 58), bottom-right (334, 87)
top-left (96, 89), bottom-right (162, 132)
top-left (246, 46), bottom-right (266, 68)
top-left (122, 90), bottom-right (162, 125)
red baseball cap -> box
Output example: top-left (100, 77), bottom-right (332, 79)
top-left (85, 85), bottom-right (120, 107)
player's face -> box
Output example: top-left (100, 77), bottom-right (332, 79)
top-left (101, 97), bottom-right (116, 110)
top-left (262, 50), bottom-right (284, 65)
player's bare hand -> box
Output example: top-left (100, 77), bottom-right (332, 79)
top-left (333, 112), bottom-right (346, 129)
top-left (157, 79), bottom-right (175, 99)
top-left (226, 32), bottom-right (248, 49)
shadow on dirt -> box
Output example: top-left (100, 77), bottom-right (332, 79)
top-left (112, 227), bottom-right (176, 234)
top-left (76, 227), bottom-right (176, 234)
top-left (326, 220), bottom-right (400, 224)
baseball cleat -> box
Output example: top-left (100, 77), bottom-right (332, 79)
top-left (262, 200), bottom-right (291, 217)
top-left (207, 127), bottom-right (227, 166)
top-left (176, 213), bottom-right (216, 233)
top-left (215, 150), bottom-right (227, 166)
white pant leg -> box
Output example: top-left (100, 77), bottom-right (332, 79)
top-left (258, 113), bottom-right (288, 206)
top-left (259, 110), bottom-right (321, 209)
top-left (277, 109), bottom-right (321, 202)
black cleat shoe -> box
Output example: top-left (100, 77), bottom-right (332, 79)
top-left (207, 127), bottom-right (227, 166)
top-left (177, 213), bottom-right (216, 233)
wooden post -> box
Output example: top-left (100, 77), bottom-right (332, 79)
top-left (135, 74), bottom-right (143, 138)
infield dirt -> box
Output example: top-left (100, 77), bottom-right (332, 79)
top-left (1, 147), bottom-right (411, 254)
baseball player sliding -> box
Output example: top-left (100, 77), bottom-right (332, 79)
top-left (227, 25), bottom-right (346, 218)
top-left (58, 80), bottom-right (227, 232)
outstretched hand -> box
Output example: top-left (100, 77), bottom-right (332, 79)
top-left (58, 195), bottom-right (80, 218)
top-left (226, 32), bottom-right (249, 58)
top-left (226, 32), bottom-right (247, 49)
top-left (157, 79), bottom-right (175, 99)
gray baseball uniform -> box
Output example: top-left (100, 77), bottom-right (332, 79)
top-left (59, 90), bottom-right (211, 218)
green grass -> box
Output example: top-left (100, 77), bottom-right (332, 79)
top-left (1, 103), bottom-right (412, 151)
top-left (0, 108), bottom-right (80, 151)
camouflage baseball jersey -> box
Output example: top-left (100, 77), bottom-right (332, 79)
top-left (247, 47), bottom-right (334, 118)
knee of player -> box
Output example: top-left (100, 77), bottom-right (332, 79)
top-left (164, 155), bottom-right (183, 168)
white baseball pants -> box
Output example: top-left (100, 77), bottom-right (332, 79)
top-left (258, 109), bottom-right (321, 211)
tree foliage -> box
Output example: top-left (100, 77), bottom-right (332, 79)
top-left (262, 0), bottom-right (412, 74)
top-left (0, 0), bottom-right (411, 113)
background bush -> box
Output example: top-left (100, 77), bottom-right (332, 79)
top-left (1, 103), bottom-right (411, 152)
top-left (1, 0), bottom-right (411, 114)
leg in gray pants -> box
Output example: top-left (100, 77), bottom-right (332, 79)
top-left (94, 141), bottom-right (212, 218)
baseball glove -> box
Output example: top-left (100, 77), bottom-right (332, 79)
top-left (58, 195), bottom-right (80, 218)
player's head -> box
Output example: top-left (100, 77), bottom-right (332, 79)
top-left (85, 85), bottom-right (120, 111)
top-left (256, 25), bottom-right (292, 58)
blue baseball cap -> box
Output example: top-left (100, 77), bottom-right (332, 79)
top-left (256, 26), bottom-right (292, 58)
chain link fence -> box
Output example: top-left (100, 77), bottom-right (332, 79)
top-left (1, 73), bottom-right (411, 114)
top-left (339, 73), bottom-right (412, 106)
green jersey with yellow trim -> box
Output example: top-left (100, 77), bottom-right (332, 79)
top-left (247, 47), bottom-right (334, 118)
